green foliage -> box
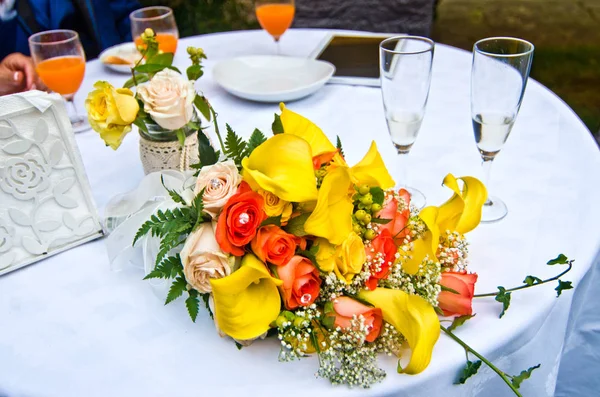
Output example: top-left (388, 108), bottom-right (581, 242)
top-left (370, 217), bottom-right (392, 225)
top-left (147, 52), bottom-right (174, 66)
top-left (455, 360), bottom-right (482, 384)
top-left (166, 276), bottom-right (188, 304)
top-left (144, 255), bottom-right (183, 280)
top-left (523, 275), bottom-right (542, 286)
top-left (196, 130), bottom-right (219, 170)
top-left (176, 129), bottom-right (186, 147)
top-left (187, 64), bottom-right (203, 81)
top-left (224, 124), bottom-right (247, 166)
top-left (272, 113), bottom-right (284, 134)
top-left (260, 216), bottom-right (282, 227)
top-left (124, 74), bottom-right (149, 89)
top-left (235, 342), bottom-right (243, 350)
top-left (495, 286), bottom-right (511, 318)
top-left (511, 364), bottom-right (541, 389)
top-left (336, 135), bottom-right (344, 157)
top-left (283, 213), bottom-right (310, 237)
top-left (202, 293), bottom-right (213, 319)
top-left (133, 207), bottom-right (195, 246)
top-left (194, 95), bottom-right (211, 121)
top-left (186, 289), bottom-right (200, 322)
top-left (133, 118), bottom-right (149, 134)
top-left (369, 187), bottom-right (385, 206)
top-left (156, 232), bottom-right (186, 265)
top-left (555, 280), bottom-right (573, 297)
top-left (547, 253), bottom-right (569, 265)
top-left (448, 314), bottom-right (475, 332)
top-left (161, 175), bottom-right (187, 205)
top-left (134, 63), bottom-right (168, 74)
top-left (245, 129), bottom-right (267, 156)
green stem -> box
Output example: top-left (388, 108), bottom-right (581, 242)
top-left (474, 263), bottom-right (572, 298)
top-left (441, 325), bottom-right (522, 397)
top-left (130, 47), bottom-right (149, 87)
top-left (210, 106), bottom-right (226, 154)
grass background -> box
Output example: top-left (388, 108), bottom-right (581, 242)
top-left (139, 0), bottom-right (600, 143)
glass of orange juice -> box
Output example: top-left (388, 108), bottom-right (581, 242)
top-left (130, 6), bottom-right (179, 54)
top-left (255, 0), bottom-right (295, 54)
top-left (28, 29), bottom-right (88, 132)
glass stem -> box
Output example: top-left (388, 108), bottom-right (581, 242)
top-left (397, 151), bottom-right (409, 188)
top-left (275, 38), bottom-right (280, 56)
top-left (481, 156), bottom-right (494, 206)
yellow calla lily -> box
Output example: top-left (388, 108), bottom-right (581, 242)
top-left (279, 103), bottom-right (337, 157)
top-left (437, 174), bottom-right (488, 234)
top-left (210, 254), bottom-right (283, 341)
top-left (403, 206), bottom-right (439, 275)
top-left (349, 141), bottom-right (395, 189)
top-left (241, 134), bottom-right (318, 202)
top-left (304, 166), bottom-right (353, 245)
top-left (359, 288), bottom-right (440, 375)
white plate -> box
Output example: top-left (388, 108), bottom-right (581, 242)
top-left (212, 56), bottom-right (335, 102)
top-left (98, 42), bottom-right (142, 74)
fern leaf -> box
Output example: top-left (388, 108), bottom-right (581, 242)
top-left (161, 175), bottom-right (186, 205)
top-left (245, 128), bottom-right (267, 157)
top-left (165, 276), bottom-right (187, 305)
top-left (224, 124), bottom-right (247, 166)
top-left (144, 255), bottom-right (183, 280)
top-left (186, 290), bottom-right (200, 322)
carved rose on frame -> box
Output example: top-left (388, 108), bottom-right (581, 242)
top-left (1, 153), bottom-right (51, 200)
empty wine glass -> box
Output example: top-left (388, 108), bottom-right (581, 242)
top-left (380, 35), bottom-right (435, 209)
top-left (130, 6), bottom-right (179, 54)
top-left (29, 29), bottom-right (88, 132)
top-left (255, 0), bottom-right (295, 55)
top-left (471, 37), bottom-right (534, 222)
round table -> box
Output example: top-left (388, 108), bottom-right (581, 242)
top-left (2, 29), bottom-right (599, 397)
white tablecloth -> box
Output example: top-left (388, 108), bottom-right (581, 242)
top-left (1, 29), bottom-right (599, 397)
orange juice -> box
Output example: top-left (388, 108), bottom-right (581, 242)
top-left (256, 4), bottom-right (295, 40)
top-left (135, 33), bottom-right (178, 54)
top-left (36, 56), bottom-right (85, 95)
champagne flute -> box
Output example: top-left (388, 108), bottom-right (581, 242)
top-left (471, 37), bottom-right (534, 222)
top-left (255, 0), bottom-right (295, 55)
top-left (130, 6), bottom-right (179, 54)
top-left (379, 35), bottom-right (435, 209)
top-left (28, 29), bottom-right (88, 133)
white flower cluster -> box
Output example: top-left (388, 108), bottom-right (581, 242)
top-left (437, 231), bottom-right (469, 271)
top-left (382, 256), bottom-right (442, 308)
top-left (277, 305), bottom-right (322, 362)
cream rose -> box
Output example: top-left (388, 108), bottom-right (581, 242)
top-left (137, 69), bottom-right (196, 130)
top-left (181, 222), bottom-right (231, 293)
top-left (194, 160), bottom-right (241, 217)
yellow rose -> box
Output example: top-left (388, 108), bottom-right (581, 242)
top-left (85, 81), bottom-right (139, 150)
top-left (334, 232), bottom-right (366, 283)
top-left (258, 189), bottom-right (293, 224)
top-left (313, 237), bottom-right (336, 272)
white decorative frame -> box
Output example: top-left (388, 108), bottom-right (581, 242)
top-left (0, 92), bottom-right (103, 275)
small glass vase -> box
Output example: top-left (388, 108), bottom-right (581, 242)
top-left (138, 119), bottom-right (201, 175)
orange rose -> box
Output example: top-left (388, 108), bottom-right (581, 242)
top-left (438, 271), bottom-right (478, 317)
top-left (365, 228), bottom-right (397, 290)
top-left (378, 189), bottom-right (410, 241)
top-left (277, 255), bottom-right (321, 309)
top-left (332, 296), bottom-right (383, 342)
top-left (251, 225), bottom-right (298, 266)
top-left (216, 182), bottom-right (267, 256)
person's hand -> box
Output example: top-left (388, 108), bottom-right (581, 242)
top-left (0, 53), bottom-right (47, 96)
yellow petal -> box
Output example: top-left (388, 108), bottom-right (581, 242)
top-left (210, 254), bottom-right (283, 340)
top-left (279, 103), bottom-right (337, 157)
top-left (349, 141), bottom-right (395, 189)
top-left (112, 88), bottom-right (139, 124)
top-left (437, 174), bottom-right (488, 234)
top-left (403, 206), bottom-right (439, 274)
top-left (304, 166), bottom-right (353, 245)
top-left (242, 134), bottom-right (318, 202)
top-left (359, 288), bottom-right (440, 374)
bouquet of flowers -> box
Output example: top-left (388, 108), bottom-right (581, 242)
top-left (84, 28), bottom-right (211, 151)
top-left (133, 103), bottom-right (494, 387)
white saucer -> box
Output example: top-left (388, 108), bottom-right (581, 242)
top-left (212, 56), bottom-right (335, 102)
top-left (98, 42), bottom-right (141, 74)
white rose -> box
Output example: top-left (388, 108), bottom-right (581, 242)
top-left (194, 160), bottom-right (241, 218)
top-left (181, 222), bottom-right (231, 293)
top-left (137, 68), bottom-right (196, 130)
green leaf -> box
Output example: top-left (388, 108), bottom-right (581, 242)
top-left (187, 121), bottom-right (201, 131)
top-left (555, 280), bottom-right (573, 297)
top-left (495, 286), bottom-right (512, 319)
top-left (194, 95), bottom-right (211, 121)
top-left (185, 290), bottom-right (200, 322)
top-left (201, 293), bottom-right (213, 319)
top-left (283, 213), bottom-right (310, 237)
top-left (133, 118), bottom-right (148, 134)
top-left (321, 315), bottom-right (335, 331)
top-left (369, 187), bottom-right (385, 206)
top-left (197, 130), bottom-right (218, 168)
top-left (370, 217), bottom-right (392, 225)
top-left (511, 364), bottom-right (541, 389)
top-left (144, 255), bottom-right (183, 280)
top-left (455, 360), bottom-right (482, 384)
top-left (165, 276), bottom-right (187, 305)
top-left (272, 113), bottom-right (283, 134)
top-left (224, 124), bottom-right (247, 166)
top-left (161, 175), bottom-right (187, 205)
top-left (434, 306), bottom-right (445, 316)
top-left (166, 65), bottom-right (182, 74)
top-left (448, 314), bottom-right (476, 331)
top-left (336, 135), bottom-right (344, 157)
top-left (260, 216), bottom-right (282, 227)
top-left (245, 128), bottom-right (267, 157)
top-left (123, 73), bottom-right (149, 89)
top-left (134, 63), bottom-right (167, 74)
top-left (441, 284), bottom-right (460, 294)
top-left (147, 52), bottom-right (174, 66)
top-left (235, 342), bottom-right (243, 350)
top-left (523, 275), bottom-right (543, 286)
top-left (176, 129), bottom-right (186, 147)
top-left (547, 254), bottom-right (569, 265)
top-left (297, 249), bottom-right (319, 269)
top-left (156, 233), bottom-right (186, 265)
top-left (186, 64), bottom-right (203, 81)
